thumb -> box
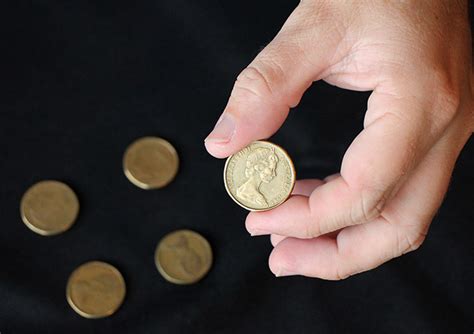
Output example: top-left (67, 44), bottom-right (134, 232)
top-left (204, 2), bottom-right (343, 158)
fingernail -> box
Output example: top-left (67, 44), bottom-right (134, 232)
top-left (274, 267), bottom-right (295, 277)
top-left (205, 113), bottom-right (235, 144)
top-left (248, 228), bottom-right (267, 237)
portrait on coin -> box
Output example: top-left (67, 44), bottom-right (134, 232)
top-left (236, 147), bottom-right (279, 207)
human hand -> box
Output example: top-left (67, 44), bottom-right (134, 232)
top-left (204, 0), bottom-right (473, 279)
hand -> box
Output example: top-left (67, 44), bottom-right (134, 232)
top-left (204, 0), bottom-right (473, 279)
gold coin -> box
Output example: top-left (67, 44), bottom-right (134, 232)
top-left (66, 261), bottom-right (126, 319)
top-left (155, 230), bottom-right (212, 285)
top-left (123, 136), bottom-right (179, 189)
top-left (224, 140), bottom-right (296, 211)
top-left (20, 180), bottom-right (79, 236)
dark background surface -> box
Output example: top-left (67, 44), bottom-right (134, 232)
top-left (1, 1), bottom-right (473, 333)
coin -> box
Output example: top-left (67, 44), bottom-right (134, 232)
top-left (20, 180), bottom-right (79, 236)
top-left (123, 136), bottom-right (179, 189)
top-left (155, 230), bottom-right (212, 285)
top-left (224, 140), bottom-right (296, 211)
top-left (66, 261), bottom-right (126, 319)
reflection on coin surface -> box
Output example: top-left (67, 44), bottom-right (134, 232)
top-left (224, 141), bottom-right (296, 211)
top-left (155, 230), bottom-right (212, 285)
top-left (20, 180), bottom-right (79, 236)
top-left (66, 261), bottom-right (126, 319)
top-left (123, 136), bottom-right (179, 189)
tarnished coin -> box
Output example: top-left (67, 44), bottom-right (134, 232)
top-left (66, 261), bottom-right (126, 319)
top-left (155, 230), bottom-right (212, 285)
top-left (123, 136), bottom-right (179, 189)
top-left (224, 141), bottom-right (296, 211)
top-left (20, 180), bottom-right (79, 236)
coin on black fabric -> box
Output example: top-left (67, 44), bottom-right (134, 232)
top-left (155, 230), bottom-right (212, 285)
top-left (223, 140), bottom-right (296, 211)
top-left (20, 180), bottom-right (79, 236)
top-left (66, 261), bottom-right (126, 319)
top-left (123, 136), bottom-right (179, 189)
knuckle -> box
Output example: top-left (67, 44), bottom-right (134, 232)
top-left (233, 65), bottom-right (277, 102)
top-left (394, 220), bottom-right (429, 256)
top-left (327, 260), bottom-right (354, 281)
top-left (334, 267), bottom-right (351, 281)
top-left (419, 68), bottom-right (463, 133)
top-left (303, 220), bottom-right (320, 239)
top-left (433, 72), bottom-right (462, 116)
top-left (350, 187), bottom-right (387, 225)
top-left (306, 202), bottom-right (323, 237)
top-left (399, 231), bottom-right (427, 255)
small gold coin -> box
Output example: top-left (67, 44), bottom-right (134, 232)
top-left (66, 261), bottom-right (126, 319)
top-left (155, 230), bottom-right (212, 285)
top-left (20, 180), bottom-right (79, 236)
top-left (123, 136), bottom-right (179, 189)
top-left (224, 140), bottom-right (296, 211)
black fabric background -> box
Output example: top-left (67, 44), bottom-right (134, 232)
top-left (1, 1), bottom-right (473, 333)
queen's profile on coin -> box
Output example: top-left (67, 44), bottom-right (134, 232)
top-left (224, 141), bottom-right (295, 211)
top-left (236, 147), bottom-right (279, 207)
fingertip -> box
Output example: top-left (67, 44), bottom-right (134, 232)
top-left (203, 122), bottom-right (261, 159)
top-left (246, 195), bottom-right (314, 238)
top-left (204, 112), bottom-right (238, 158)
top-left (245, 212), bottom-right (265, 236)
top-left (270, 234), bottom-right (286, 247)
top-left (268, 245), bottom-right (283, 276)
top-left (204, 140), bottom-right (232, 159)
top-left (269, 239), bottom-right (298, 277)
top-left (270, 237), bottom-right (346, 280)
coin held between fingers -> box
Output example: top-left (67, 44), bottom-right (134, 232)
top-left (224, 141), bottom-right (296, 211)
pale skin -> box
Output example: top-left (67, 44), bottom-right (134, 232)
top-left (205, 0), bottom-right (473, 280)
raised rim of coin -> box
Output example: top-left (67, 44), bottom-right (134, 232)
top-left (123, 136), bottom-right (179, 190)
top-left (223, 140), bottom-right (296, 212)
top-left (66, 261), bottom-right (126, 319)
top-left (20, 180), bottom-right (80, 236)
top-left (155, 229), bottom-right (213, 285)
